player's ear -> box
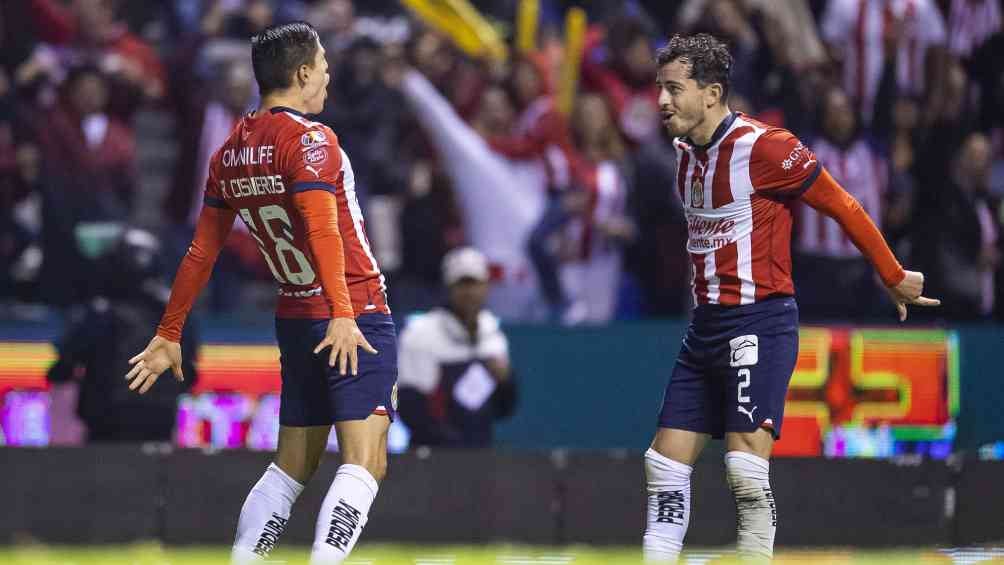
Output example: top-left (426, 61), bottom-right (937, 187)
top-left (705, 83), bottom-right (724, 109)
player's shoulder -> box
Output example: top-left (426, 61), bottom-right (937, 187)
top-left (741, 116), bottom-right (806, 161)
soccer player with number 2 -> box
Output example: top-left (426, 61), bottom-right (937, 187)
top-left (643, 34), bottom-right (940, 562)
top-left (125, 22), bottom-right (395, 565)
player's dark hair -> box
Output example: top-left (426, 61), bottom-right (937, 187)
top-left (655, 33), bottom-right (733, 101)
top-left (251, 22), bottom-right (320, 96)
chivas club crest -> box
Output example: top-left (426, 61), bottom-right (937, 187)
top-left (691, 177), bottom-right (704, 208)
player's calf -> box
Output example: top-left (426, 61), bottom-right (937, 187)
top-left (725, 451), bottom-right (776, 561)
top-left (643, 448), bottom-right (693, 563)
top-left (231, 463), bottom-right (305, 564)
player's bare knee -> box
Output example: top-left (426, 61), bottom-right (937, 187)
top-left (340, 449), bottom-right (385, 483)
top-left (725, 429), bottom-right (773, 460)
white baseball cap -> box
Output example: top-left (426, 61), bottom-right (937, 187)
top-left (442, 246), bottom-right (490, 285)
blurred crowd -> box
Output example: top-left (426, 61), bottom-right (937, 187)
top-left (2, 0), bottom-right (1004, 325)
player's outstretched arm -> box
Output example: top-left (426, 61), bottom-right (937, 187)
top-left (801, 168), bottom-right (940, 321)
top-left (125, 205), bottom-right (236, 393)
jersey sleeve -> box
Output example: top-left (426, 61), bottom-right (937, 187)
top-left (157, 203), bottom-right (236, 342)
top-left (281, 125), bottom-right (344, 194)
top-left (802, 168), bottom-right (906, 287)
top-left (749, 129), bottom-right (822, 199)
top-left (279, 125), bottom-right (354, 318)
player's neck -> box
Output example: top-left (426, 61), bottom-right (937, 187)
top-left (258, 92), bottom-right (309, 116)
top-left (689, 105), bottom-right (732, 147)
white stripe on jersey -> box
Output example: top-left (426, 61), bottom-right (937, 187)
top-left (731, 123), bottom-right (764, 305)
top-left (339, 148), bottom-right (388, 295)
top-left (701, 148), bottom-right (722, 301)
top-left (704, 248), bottom-right (719, 304)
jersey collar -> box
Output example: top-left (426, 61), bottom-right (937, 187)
top-left (269, 106), bottom-right (306, 117)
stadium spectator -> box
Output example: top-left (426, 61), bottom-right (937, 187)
top-left (399, 68), bottom-right (548, 321)
top-left (821, 0), bottom-right (948, 126)
top-left (487, 53), bottom-right (577, 319)
top-left (581, 15), bottom-right (660, 144)
top-left (394, 159), bottom-right (464, 316)
top-left (397, 247), bottom-right (517, 447)
top-left (557, 93), bottom-right (635, 324)
top-left (39, 65), bottom-right (135, 219)
top-left (795, 87), bottom-right (893, 320)
top-left (0, 120), bottom-right (43, 303)
top-left (915, 132), bottom-right (999, 319)
top-left (25, 0), bottom-right (166, 115)
top-left (47, 228), bottom-right (197, 442)
top-left (947, 0), bottom-right (1001, 60)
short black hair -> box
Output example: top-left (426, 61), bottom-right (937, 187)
top-left (655, 33), bottom-right (733, 100)
top-left (251, 22), bottom-right (320, 96)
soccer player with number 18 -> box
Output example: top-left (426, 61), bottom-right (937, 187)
top-left (642, 34), bottom-right (940, 562)
top-left (124, 22), bottom-right (396, 565)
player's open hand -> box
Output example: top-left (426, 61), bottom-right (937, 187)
top-left (314, 317), bottom-right (378, 376)
top-left (125, 336), bottom-right (184, 394)
top-left (886, 270), bottom-right (940, 322)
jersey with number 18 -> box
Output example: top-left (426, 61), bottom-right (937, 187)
top-left (204, 106), bottom-right (389, 318)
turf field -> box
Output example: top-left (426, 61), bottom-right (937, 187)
top-left (3, 544), bottom-right (1003, 564)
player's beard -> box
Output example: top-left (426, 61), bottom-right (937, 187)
top-left (668, 106), bottom-right (703, 140)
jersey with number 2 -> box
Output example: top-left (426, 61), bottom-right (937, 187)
top-left (203, 106), bottom-right (388, 318)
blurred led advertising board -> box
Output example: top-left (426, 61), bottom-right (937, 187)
top-left (0, 327), bottom-right (958, 457)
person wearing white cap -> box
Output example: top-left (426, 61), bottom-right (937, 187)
top-left (395, 247), bottom-right (517, 447)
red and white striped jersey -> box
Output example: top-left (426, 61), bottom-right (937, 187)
top-left (797, 138), bottom-right (887, 258)
top-left (566, 159), bottom-right (628, 260)
top-left (822, 0), bottom-right (946, 123)
top-left (673, 113), bottom-right (821, 306)
top-left (947, 0), bottom-right (1001, 58)
top-left (204, 106), bottom-right (388, 318)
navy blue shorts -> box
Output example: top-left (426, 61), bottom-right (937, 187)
top-left (658, 296), bottom-right (798, 439)
top-left (276, 314), bottom-right (398, 427)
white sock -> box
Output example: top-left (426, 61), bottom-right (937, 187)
top-left (310, 464), bottom-right (379, 565)
top-left (725, 451), bottom-right (776, 561)
top-left (231, 463), bottom-right (304, 564)
top-left (643, 448), bottom-right (693, 563)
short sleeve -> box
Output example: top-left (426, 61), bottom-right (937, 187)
top-left (202, 161), bottom-right (229, 209)
top-left (282, 126), bottom-right (344, 193)
top-left (749, 129), bottom-right (822, 199)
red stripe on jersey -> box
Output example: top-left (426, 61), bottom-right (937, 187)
top-left (715, 242), bottom-right (741, 305)
top-left (677, 150), bottom-right (690, 201)
top-left (692, 252), bottom-right (709, 304)
top-left (750, 193), bottom-right (775, 301)
top-left (712, 126), bottom-right (752, 208)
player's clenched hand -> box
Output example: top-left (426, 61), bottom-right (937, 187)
top-left (886, 270), bottom-right (941, 322)
top-left (125, 336), bottom-right (184, 394)
top-left (314, 317), bottom-right (378, 376)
